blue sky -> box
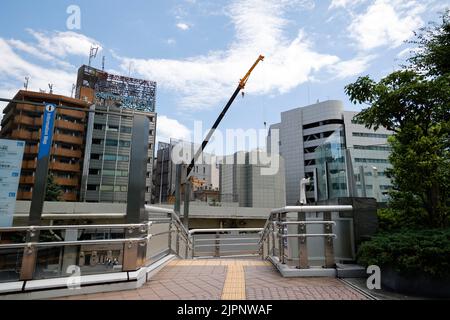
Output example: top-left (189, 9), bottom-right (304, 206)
top-left (0, 0), bottom-right (448, 154)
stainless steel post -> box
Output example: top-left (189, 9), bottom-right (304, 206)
top-left (176, 227), bottom-right (180, 256)
top-left (19, 229), bottom-right (37, 281)
top-left (214, 232), bottom-right (220, 257)
top-left (324, 212), bottom-right (335, 268)
top-left (297, 212), bottom-right (308, 269)
top-left (191, 235), bottom-right (196, 258)
top-left (168, 220), bottom-right (173, 253)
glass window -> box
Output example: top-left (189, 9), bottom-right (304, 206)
top-left (352, 132), bottom-right (390, 139)
top-left (120, 126), bottom-right (132, 134)
top-left (103, 170), bottom-right (115, 176)
top-left (105, 139), bottom-right (118, 146)
top-left (107, 125), bottom-right (119, 132)
top-left (119, 140), bottom-right (130, 147)
top-left (104, 154), bottom-right (116, 161)
top-left (100, 185), bottom-right (114, 191)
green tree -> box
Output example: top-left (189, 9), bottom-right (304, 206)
top-left (45, 174), bottom-right (63, 201)
top-left (345, 11), bottom-right (450, 228)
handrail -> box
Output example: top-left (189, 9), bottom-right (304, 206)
top-left (0, 222), bottom-right (151, 233)
top-left (280, 234), bottom-right (337, 238)
top-left (259, 204), bottom-right (354, 269)
top-left (278, 221), bottom-right (336, 226)
top-left (270, 205), bottom-right (353, 214)
top-left (0, 235), bottom-right (152, 250)
top-left (190, 228), bottom-right (263, 234)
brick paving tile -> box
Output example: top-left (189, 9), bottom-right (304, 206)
top-left (55, 259), bottom-right (367, 300)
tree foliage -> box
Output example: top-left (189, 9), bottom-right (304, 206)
top-left (345, 11), bottom-right (450, 228)
top-left (45, 174), bottom-right (63, 201)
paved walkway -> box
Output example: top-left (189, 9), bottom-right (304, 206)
top-left (58, 259), bottom-right (367, 300)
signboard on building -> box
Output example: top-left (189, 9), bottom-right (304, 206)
top-left (0, 139), bottom-right (25, 227)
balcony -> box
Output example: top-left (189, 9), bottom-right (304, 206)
top-left (53, 133), bottom-right (83, 145)
top-left (61, 192), bottom-right (78, 201)
top-left (52, 147), bottom-right (82, 158)
top-left (49, 162), bottom-right (80, 172)
top-left (14, 115), bottom-right (35, 126)
top-left (55, 119), bottom-right (85, 132)
top-left (22, 160), bottom-right (37, 169)
top-left (16, 103), bottom-right (43, 113)
top-left (54, 177), bottom-right (79, 187)
top-left (17, 191), bottom-right (33, 200)
top-left (19, 176), bottom-right (35, 184)
top-left (57, 108), bottom-right (85, 120)
top-left (11, 129), bottom-right (39, 141)
top-left (25, 145), bottom-right (39, 154)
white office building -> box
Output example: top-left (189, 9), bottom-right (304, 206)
top-left (267, 100), bottom-right (393, 205)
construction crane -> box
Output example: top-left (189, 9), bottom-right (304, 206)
top-left (174, 55), bottom-right (264, 226)
top-left (186, 54), bottom-right (264, 177)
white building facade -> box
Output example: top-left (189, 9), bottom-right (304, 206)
top-left (268, 100), bottom-right (393, 205)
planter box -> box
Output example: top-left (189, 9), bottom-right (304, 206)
top-left (382, 266), bottom-right (450, 298)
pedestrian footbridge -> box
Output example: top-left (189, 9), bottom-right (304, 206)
top-left (0, 205), bottom-right (373, 300)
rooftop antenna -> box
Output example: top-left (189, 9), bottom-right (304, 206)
top-left (102, 56), bottom-right (105, 71)
top-left (24, 77), bottom-right (29, 91)
top-left (48, 84), bottom-right (53, 94)
top-left (128, 61), bottom-right (133, 77)
top-left (307, 82), bottom-right (311, 105)
top-left (88, 46), bottom-right (99, 66)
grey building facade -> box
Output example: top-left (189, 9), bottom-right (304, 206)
top-left (152, 139), bottom-right (219, 204)
top-left (219, 151), bottom-right (286, 208)
top-left (268, 100), bottom-right (393, 205)
top-left (76, 65), bottom-right (157, 204)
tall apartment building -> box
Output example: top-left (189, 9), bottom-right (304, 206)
top-left (267, 100), bottom-right (392, 205)
top-left (0, 90), bottom-right (89, 201)
top-left (152, 139), bottom-right (219, 204)
top-left (219, 151), bottom-right (286, 208)
top-left (75, 65), bottom-right (157, 203)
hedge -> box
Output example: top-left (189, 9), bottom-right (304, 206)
top-left (357, 228), bottom-right (450, 280)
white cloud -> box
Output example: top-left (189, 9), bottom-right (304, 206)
top-left (0, 38), bottom-right (76, 98)
top-left (348, 0), bottom-right (426, 50)
top-left (156, 115), bottom-right (191, 143)
top-left (6, 39), bottom-right (74, 69)
top-left (397, 47), bottom-right (411, 58)
top-left (176, 23), bottom-right (190, 31)
top-left (330, 54), bottom-right (376, 79)
top-left (329, 0), bottom-right (367, 9)
top-left (27, 29), bottom-right (102, 58)
top-left (166, 38), bottom-right (176, 45)
top-left (116, 0), bottom-right (344, 110)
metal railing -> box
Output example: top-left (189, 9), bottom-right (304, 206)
top-left (259, 205), bottom-right (353, 269)
top-left (0, 206), bottom-right (193, 285)
top-left (190, 228), bottom-right (263, 258)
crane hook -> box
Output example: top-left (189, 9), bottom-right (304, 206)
top-left (241, 91), bottom-right (245, 98)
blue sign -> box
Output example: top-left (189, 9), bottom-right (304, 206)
top-left (38, 103), bottom-right (56, 160)
top-left (0, 139), bottom-right (25, 227)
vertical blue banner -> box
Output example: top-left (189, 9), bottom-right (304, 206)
top-left (38, 103), bottom-right (56, 160)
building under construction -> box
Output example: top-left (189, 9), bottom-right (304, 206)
top-left (76, 65), bottom-right (157, 204)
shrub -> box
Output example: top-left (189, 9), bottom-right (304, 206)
top-left (357, 229), bottom-right (450, 280)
